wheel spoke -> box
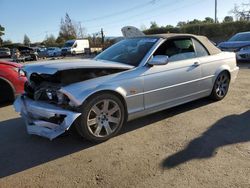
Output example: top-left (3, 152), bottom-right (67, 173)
top-left (222, 83), bottom-right (228, 89)
top-left (108, 105), bottom-right (119, 116)
top-left (87, 118), bottom-right (97, 126)
top-left (92, 105), bottom-right (101, 115)
top-left (221, 88), bottom-right (226, 95)
top-left (102, 100), bottom-right (109, 112)
top-left (108, 116), bottom-right (119, 124)
top-left (94, 124), bottom-right (103, 136)
top-left (219, 90), bottom-right (223, 97)
top-left (216, 87), bottom-right (220, 94)
top-left (104, 122), bottom-right (112, 135)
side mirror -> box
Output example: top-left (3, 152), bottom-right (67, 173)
top-left (148, 55), bottom-right (169, 66)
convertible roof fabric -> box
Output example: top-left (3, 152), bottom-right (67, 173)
top-left (149, 33), bottom-right (221, 55)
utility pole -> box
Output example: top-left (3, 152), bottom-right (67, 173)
top-left (79, 22), bottom-right (84, 39)
top-left (215, 0), bottom-right (218, 23)
top-left (101, 28), bottom-right (104, 47)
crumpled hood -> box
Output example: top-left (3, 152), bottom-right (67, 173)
top-left (23, 59), bottom-right (134, 79)
top-left (218, 41), bottom-right (250, 49)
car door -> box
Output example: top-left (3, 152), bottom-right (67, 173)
top-left (192, 38), bottom-right (217, 92)
top-left (143, 37), bottom-right (202, 110)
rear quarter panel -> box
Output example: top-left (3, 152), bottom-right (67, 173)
top-left (198, 52), bottom-right (237, 92)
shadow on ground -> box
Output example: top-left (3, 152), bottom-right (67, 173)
top-left (0, 98), bottom-right (213, 178)
top-left (162, 110), bottom-right (250, 169)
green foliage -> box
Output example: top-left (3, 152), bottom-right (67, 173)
top-left (43, 34), bottom-right (58, 47)
top-left (23, 34), bottom-right (31, 46)
top-left (223, 16), bottom-right (234, 22)
top-left (144, 21), bottom-right (250, 42)
top-left (57, 13), bottom-right (77, 43)
top-left (150, 21), bottom-right (158, 29)
top-left (0, 25), bottom-right (4, 36)
top-left (0, 24), bottom-right (5, 46)
top-left (203, 17), bottom-right (214, 23)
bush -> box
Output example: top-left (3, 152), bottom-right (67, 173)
top-left (143, 21), bottom-right (250, 43)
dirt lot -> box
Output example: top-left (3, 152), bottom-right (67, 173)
top-left (0, 63), bottom-right (250, 188)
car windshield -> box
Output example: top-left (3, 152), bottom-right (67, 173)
top-left (229, 33), bottom-right (250, 42)
top-left (95, 37), bottom-right (158, 66)
top-left (64, 42), bottom-right (74, 47)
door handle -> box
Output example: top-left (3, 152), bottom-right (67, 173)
top-left (193, 62), bottom-right (200, 67)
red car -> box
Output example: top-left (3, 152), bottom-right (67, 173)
top-left (0, 61), bottom-right (27, 103)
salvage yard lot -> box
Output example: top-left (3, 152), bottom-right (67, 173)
top-left (0, 62), bottom-right (250, 187)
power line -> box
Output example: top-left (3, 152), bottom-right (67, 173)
top-left (86, 0), bottom-right (181, 30)
top-left (81, 0), bottom-right (160, 23)
top-left (87, 0), bottom-right (206, 31)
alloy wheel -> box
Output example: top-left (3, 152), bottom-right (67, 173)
top-left (87, 99), bottom-right (121, 137)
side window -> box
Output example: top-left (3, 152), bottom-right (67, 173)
top-left (193, 39), bottom-right (209, 57)
top-left (153, 38), bottom-right (196, 62)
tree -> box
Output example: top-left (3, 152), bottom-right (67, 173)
top-left (0, 25), bottom-right (5, 46)
top-left (203, 17), bottom-right (214, 23)
top-left (223, 16), bottom-right (234, 22)
top-left (23, 34), bottom-right (31, 46)
top-left (231, 3), bottom-right (250, 21)
top-left (187, 19), bottom-right (202, 25)
top-left (43, 34), bottom-right (56, 47)
top-left (76, 22), bottom-right (87, 38)
top-left (150, 21), bottom-right (158, 29)
top-left (177, 21), bottom-right (187, 27)
top-left (57, 13), bottom-right (77, 43)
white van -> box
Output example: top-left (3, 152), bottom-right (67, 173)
top-left (61, 39), bottom-right (89, 55)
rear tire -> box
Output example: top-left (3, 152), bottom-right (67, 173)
top-left (0, 79), bottom-right (14, 103)
top-left (210, 71), bottom-right (230, 101)
top-left (75, 93), bottom-right (125, 143)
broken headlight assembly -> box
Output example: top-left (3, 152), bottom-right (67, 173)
top-left (44, 89), bottom-right (70, 105)
top-left (32, 87), bottom-right (69, 106)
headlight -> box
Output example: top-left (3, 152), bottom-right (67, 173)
top-left (56, 91), bottom-right (69, 105)
top-left (240, 46), bottom-right (250, 51)
top-left (18, 69), bottom-right (26, 77)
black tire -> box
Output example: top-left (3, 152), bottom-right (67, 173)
top-left (0, 79), bottom-right (14, 103)
top-left (75, 93), bottom-right (125, 143)
top-left (210, 71), bottom-right (230, 101)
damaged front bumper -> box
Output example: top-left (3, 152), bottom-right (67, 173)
top-left (14, 96), bottom-right (81, 140)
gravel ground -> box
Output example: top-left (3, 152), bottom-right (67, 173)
top-left (0, 63), bottom-right (250, 188)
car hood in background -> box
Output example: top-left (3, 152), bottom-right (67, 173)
top-left (23, 59), bottom-right (134, 78)
top-left (218, 41), bottom-right (250, 49)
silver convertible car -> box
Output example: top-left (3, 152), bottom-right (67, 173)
top-left (14, 34), bottom-right (239, 142)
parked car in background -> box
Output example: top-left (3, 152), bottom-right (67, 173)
top-left (0, 61), bottom-right (26, 103)
top-left (34, 47), bottom-right (47, 59)
top-left (61, 39), bottom-right (89, 55)
top-left (0, 48), bottom-right (11, 58)
top-left (218, 32), bottom-right (250, 61)
top-left (12, 46), bottom-right (38, 62)
top-left (47, 47), bottom-right (61, 57)
top-left (14, 33), bottom-right (239, 142)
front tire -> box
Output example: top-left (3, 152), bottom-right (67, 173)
top-left (75, 93), bottom-right (125, 142)
top-left (0, 80), bottom-right (14, 103)
top-left (210, 71), bottom-right (230, 101)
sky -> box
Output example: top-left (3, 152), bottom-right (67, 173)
top-left (0, 0), bottom-right (248, 43)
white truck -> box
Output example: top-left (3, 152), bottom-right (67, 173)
top-left (61, 39), bottom-right (89, 55)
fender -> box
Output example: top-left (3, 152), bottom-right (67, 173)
top-left (212, 64), bottom-right (231, 84)
top-left (61, 84), bottom-right (128, 107)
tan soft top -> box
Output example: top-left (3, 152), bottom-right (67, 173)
top-left (148, 33), bottom-right (221, 55)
